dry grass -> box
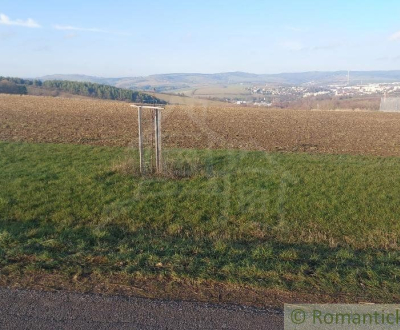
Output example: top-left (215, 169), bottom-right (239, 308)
top-left (0, 271), bottom-right (356, 309)
top-left (2, 94), bottom-right (400, 156)
top-left (112, 154), bottom-right (210, 179)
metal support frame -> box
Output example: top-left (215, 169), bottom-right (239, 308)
top-left (131, 105), bottom-right (163, 174)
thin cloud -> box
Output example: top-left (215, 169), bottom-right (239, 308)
top-left (0, 13), bottom-right (40, 28)
top-left (389, 31), bottom-right (400, 41)
top-left (53, 25), bottom-right (130, 36)
top-left (280, 40), bottom-right (305, 51)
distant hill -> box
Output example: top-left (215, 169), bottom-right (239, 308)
top-left (39, 74), bottom-right (121, 86)
top-left (37, 71), bottom-right (400, 91)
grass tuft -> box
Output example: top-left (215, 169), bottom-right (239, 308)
top-left (112, 151), bottom-right (214, 179)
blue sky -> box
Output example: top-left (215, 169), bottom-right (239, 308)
top-left (1, 0), bottom-right (400, 77)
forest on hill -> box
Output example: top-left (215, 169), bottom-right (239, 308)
top-left (0, 79), bottom-right (28, 95)
top-left (0, 76), bottom-right (165, 104)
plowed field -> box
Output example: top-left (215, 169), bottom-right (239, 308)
top-left (2, 94), bottom-right (400, 156)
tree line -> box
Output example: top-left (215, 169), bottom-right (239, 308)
top-left (0, 76), bottom-right (165, 104)
top-left (0, 79), bottom-right (28, 95)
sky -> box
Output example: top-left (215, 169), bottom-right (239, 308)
top-left (1, 0), bottom-right (400, 77)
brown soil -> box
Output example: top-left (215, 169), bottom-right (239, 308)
top-left (0, 271), bottom-right (374, 310)
top-left (2, 94), bottom-right (400, 156)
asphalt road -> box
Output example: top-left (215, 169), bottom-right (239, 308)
top-left (0, 287), bottom-right (283, 330)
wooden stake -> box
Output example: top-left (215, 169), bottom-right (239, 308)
top-left (131, 104), bottom-right (163, 175)
top-left (154, 109), bottom-right (160, 173)
top-left (138, 106), bottom-right (144, 174)
top-left (158, 110), bottom-right (162, 173)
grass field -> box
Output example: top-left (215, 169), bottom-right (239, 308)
top-left (172, 85), bottom-right (261, 103)
top-left (191, 85), bottom-right (251, 99)
top-left (147, 92), bottom-right (227, 106)
top-left (2, 141), bottom-right (400, 305)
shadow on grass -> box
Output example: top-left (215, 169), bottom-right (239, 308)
top-left (0, 218), bottom-right (399, 301)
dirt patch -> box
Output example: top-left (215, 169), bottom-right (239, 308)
top-left (0, 272), bottom-right (380, 310)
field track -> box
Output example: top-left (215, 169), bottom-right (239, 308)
top-left (2, 94), bottom-right (400, 156)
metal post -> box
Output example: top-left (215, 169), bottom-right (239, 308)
top-left (154, 109), bottom-right (160, 173)
top-left (138, 106), bottom-right (144, 174)
top-left (158, 110), bottom-right (162, 173)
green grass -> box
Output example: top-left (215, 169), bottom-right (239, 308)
top-left (2, 141), bottom-right (400, 301)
